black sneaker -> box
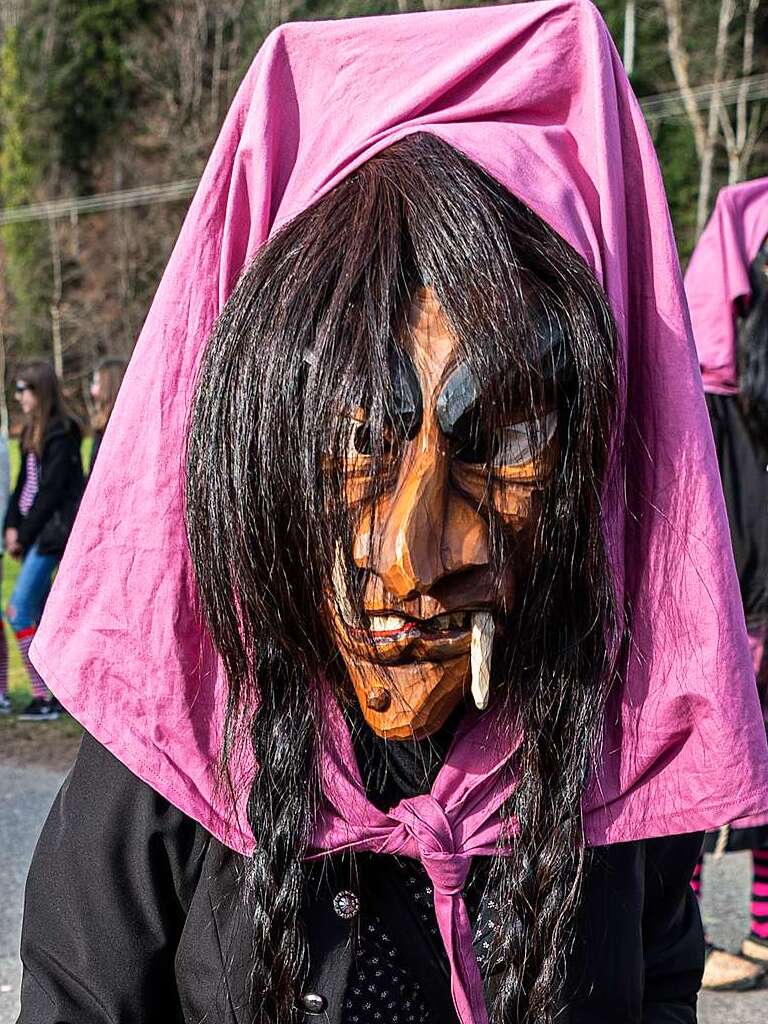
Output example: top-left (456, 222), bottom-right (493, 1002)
top-left (17, 697), bottom-right (61, 722)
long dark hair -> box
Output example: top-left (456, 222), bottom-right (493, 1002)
top-left (186, 132), bottom-right (622, 1023)
top-left (90, 356), bottom-right (128, 431)
top-left (18, 359), bottom-right (76, 457)
top-left (738, 238), bottom-right (768, 441)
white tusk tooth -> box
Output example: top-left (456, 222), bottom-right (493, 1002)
top-left (470, 611), bottom-right (494, 711)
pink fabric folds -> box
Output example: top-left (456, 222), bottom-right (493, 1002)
top-left (685, 177), bottom-right (768, 394)
top-left (29, 3), bottom-right (768, 1019)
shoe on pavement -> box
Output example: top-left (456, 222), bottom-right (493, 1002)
top-left (741, 933), bottom-right (768, 963)
top-left (701, 944), bottom-right (766, 991)
top-left (17, 697), bottom-right (61, 722)
top-left (0, 694), bottom-right (12, 714)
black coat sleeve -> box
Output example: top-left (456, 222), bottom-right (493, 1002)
top-left (17, 433), bottom-right (81, 553)
top-left (642, 832), bottom-right (705, 1023)
top-left (4, 452), bottom-right (26, 532)
top-left (566, 833), bottom-right (704, 1023)
top-left (18, 733), bottom-right (209, 1024)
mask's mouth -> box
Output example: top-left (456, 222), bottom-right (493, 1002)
top-left (353, 609), bottom-right (475, 643)
top-left (340, 607), bottom-right (495, 672)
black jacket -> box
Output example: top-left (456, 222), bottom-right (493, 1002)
top-left (18, 733), bottom-right (705, 1024)
top-left (4, 417), bottom-right (84, 557)
top-left (88, 430), bottom-right (103, 476)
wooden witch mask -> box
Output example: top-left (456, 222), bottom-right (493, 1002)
top-left (327, 288), bottom-right (558, 739)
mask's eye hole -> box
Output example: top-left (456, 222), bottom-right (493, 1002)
top-left (345, 416), bottom-right (398, 458)
top-left (493, 412), bottom-right (558, 468)
top-left (452, 411), bottom-right (494, 464)
top-left (452, 411), bottom-right (558, 467)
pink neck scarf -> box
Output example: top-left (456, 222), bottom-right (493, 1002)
top-left (685, 177), bottom-right (768, 394)
top-left (28, 5), bottom-right (768, 1020)
top-left (314, 709), bottom-right (516, 1024)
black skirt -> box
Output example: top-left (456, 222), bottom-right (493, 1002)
top-left (705, 391), bottom-right (768, 849)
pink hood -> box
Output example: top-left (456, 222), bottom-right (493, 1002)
top-left (685, 176), bottom-right (768, 394)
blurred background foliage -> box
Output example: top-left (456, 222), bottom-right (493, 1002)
top-left (0, 0), bottom-right (766, 426)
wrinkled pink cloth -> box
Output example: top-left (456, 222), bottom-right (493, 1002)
top-left (685, 177), bottom-right (768, 394)
top-left (29, 3), bottom-right (768, 1021)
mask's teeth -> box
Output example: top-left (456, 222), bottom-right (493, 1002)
top-left (471, 611), bottom-right (494, 711)
top-left (368, 614), bottom-right (407, 632)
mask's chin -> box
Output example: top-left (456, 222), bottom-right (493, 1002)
top-left (341, 653), bottom-right (471, 740)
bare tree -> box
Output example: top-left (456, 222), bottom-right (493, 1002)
top-left (623, 0), bottom-right (636, 76)
top-left (47, 210), bottom-right (63, 378)
top-left (719, 0), bottom-right (766, 182)
top-left (661, 0), bottom-right (736, 235)
top-left (0, 272), bottom-right (9, 437)
top-left (660, 0), bottom-right (767, 237)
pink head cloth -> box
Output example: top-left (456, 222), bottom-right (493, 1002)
top-left (30, 3), bottom-right (768, 1019)
top-left (685, 176), bottom-right (768, 394)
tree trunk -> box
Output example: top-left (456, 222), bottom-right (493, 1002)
top-left (720, 0), bottom-right (763, 184)
top-left (47, 211), bottom-right (63, 379)
top-left (623, 0), bottom-right (636, 75)
top-left (696, 0), bottom-right (735, 234)
top-left (660, 0), bottom-right (737, 239)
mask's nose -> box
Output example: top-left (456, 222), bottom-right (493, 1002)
top-left (357, 444), bottom-right (489, 600)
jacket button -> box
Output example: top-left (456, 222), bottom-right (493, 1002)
top-left (332, 889), bottom-right (360, 920)
top-left (299, 992), bottom-right (327, 1014)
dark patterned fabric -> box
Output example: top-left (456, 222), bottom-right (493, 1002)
top-left (343, 909), bottom-right (437, 1024)
top-left (342, 855), bottom-right (497, 1024)
top-left (342, 702), bottom-right (497, 1023)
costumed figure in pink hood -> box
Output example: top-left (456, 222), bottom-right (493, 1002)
top-left (685, 175), bottom-right (768, 992)
top-left (17, 4), bottom-right (768, 1023)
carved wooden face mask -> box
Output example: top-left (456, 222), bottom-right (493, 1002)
top-left (328, 289), bottom-right (557, 739)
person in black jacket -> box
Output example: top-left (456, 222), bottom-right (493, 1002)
top-left (685, 188), bottom-right (768, 990)
top-left (19, 729), bottom-right (705, 1024)
top-left (3, 360), bottom-right (84, 721)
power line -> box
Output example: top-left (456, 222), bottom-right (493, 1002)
top-left (642, 72), bottom-right (768, 120)
top-left (0, 73), bottom-right (765, 226)
top-left (0, 179), bottom-right (198, 226)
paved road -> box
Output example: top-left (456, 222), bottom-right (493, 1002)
top-left (1, 760), bottom-right (66, 1024)
top-left (699, 851), bottom-right (768, 1022)
top-left (1, 759), bottom-right (766, 1023)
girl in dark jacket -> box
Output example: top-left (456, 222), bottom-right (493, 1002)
top-left (3, 360), bottom-right (84, 720)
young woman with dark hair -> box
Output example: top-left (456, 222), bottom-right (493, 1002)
top-left (2, 360), bottom-right (84, 720)
top-left (88, 356), bottom-right (127, 473)
top-left (685, 178), bottom-right (768, 990)
top-left (15, 5), bottom-right (768, 1023)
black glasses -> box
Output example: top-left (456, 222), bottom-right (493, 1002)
top-left (15, 381), bottom-right (33, 394)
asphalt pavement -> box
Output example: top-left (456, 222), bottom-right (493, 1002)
top-left (1, 758), bottom-right (766, 1023)
top-left (699, 851), bottom-right (768, 1023)
top-left (1, 760), bottom-right (65, 1024)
